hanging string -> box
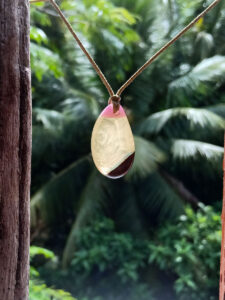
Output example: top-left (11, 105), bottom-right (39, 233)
top-left (31, 0), bottom-right (221, 100)
top-left (116, 0), bottom-right (221, 96)
top-left (48, 0), bottom-right (115, 97)
top-left (30, 0), bottom-right (221, 101)
top-left (31, 0), bottom-right (225, 294)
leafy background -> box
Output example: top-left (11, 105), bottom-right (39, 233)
top-left (29, 0), bottom-right (225, 299)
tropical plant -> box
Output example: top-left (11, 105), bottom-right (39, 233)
top-left (149, 204), bottom-right (221, 300)
top-left (38, 217), bottom-right (156, 300)
top-left (30, 0), bottom-right (225, 271)
top-left (29, 246), bottom-right (77, 300)
top-left (37, 205), bottom-right (220, 300)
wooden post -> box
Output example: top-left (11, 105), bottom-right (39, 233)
top-left (220, 132), bottom-right (225, 300)
top-left (0, 0), bottom-right (31, 299)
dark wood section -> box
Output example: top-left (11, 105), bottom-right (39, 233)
top-left (108, 153), bottom-right (135, 178)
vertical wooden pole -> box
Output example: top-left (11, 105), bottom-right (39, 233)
top-left (220, 132), bottom-right (225, 300)
top-left (0, 0), bottom-right (31, 299)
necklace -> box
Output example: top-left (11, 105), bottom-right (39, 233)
top-left (30, 1), bottom-right (224, 298)
top-left (31, 0), bottom-right (220, 179)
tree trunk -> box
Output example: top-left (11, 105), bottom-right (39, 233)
top-left (0, 0), bottom-right (31, 299)
top-left (219, 133), bottom-right (225, 300)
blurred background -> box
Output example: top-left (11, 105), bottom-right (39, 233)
top-left (29, 0), bottom-right (225, 299)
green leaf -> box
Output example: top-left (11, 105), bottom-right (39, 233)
top-left (30, 246), bottom-right (55, 260)
top-left (31, 157), bottom-right (92, 228)
top-left (30, 26), bottom-right (48, 45)
top-left (139, 108), bottom-right (225, 135)
top-left (171, 139), bottom-right (224, 162)
top-left (31, 43), bottom-right (63, 81)
top-left (126, 136), bottom-right (166, 180)
top-left (168, 56), bottom-right (225, 106)
top-left (136, 172), bottom-right (185, 222)
top-left (62, 171), bottom-right (108, 268)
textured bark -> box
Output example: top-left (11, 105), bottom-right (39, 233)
top-left (219, 133), bottom-right (225, 300)
top-left (0, 0), bottom-right (31, 299)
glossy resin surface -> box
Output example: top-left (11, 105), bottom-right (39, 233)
top-left (91, 104), bottom-right (135, 178)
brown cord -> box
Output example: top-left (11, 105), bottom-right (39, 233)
top-left (48, 0), bottom-right (115, 97)
top-left (31, 0), bottom-right (225, 293)
top-left (31, 0), bottom-right (221, 101)
top-left (116, 0), bottom-right (221, 96)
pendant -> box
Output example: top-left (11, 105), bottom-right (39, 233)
top-left (91, 102), bottom-right (135, 179)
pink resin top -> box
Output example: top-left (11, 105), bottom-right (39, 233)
top-left (100, 104), bottom-right (126, 118)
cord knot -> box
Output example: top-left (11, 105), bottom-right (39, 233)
top-left (108, 95), bottom-right (121, 113)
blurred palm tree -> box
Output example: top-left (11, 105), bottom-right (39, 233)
top-left (30, 0), bottom-right (225, 267)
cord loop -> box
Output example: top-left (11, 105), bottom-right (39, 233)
top-left (108, 95), bottom-right (121, 113)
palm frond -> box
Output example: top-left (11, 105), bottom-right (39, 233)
top-left (207, 103), bottom-right (225, 118)
top-left (33, 108), bottom-right (65, 131)
top-left (214, 3), bottom-right (225, 54)
top-left (31, 157), bottom-right (92, 228)
top-left (32, 109), bottom-right (67, 172)
top-left (159, 170), bottom-right (199, 207)
top-left (32, 104), bottom-right (94, 173)
top-left (136, 171), bottom-right (185, 222)
top-left (168, 56), bottom-right (225, 105)
top-left (59, 90), bottom-right (100, 118)
top-left (126, 136), bottom-right (166, 180)
top-left (62, 171), bottom-right (109, 268)
top-left (111, 182), bottom-right (149, 237)
top-left (139, 107), bottom-right (224, 135)
top-left (192, 55), bottom-right (225, 81)
top-left (171, 139), bottom-right (224, 162)
top-left (63, 178), bottom-right (150, 267)
top-left (194, 31), bottom-right (214, 60)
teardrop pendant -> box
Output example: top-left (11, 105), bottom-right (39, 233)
top-left (91, 103), bottom-right (135, 179)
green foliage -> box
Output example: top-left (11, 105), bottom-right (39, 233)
top-left (30, 246), bottom-right (77, 300)
top-left (171, 139), bottom-right (224, 166)
top-left (167, 56), bottom-right (225, 106)
top-left (29, 280), bottom-right (76, 300)
top-left (139, 107), bottom-right (225, 136)
top-left (30, 246), bottom-right (55, 260)
top-left (30, 4), bottom-right (63, 81)
top-left (30, 26), bottom-right (48, 45)
top-left (43, 218), bottom-right (155, 300)
top-left (61, 0), bottom-right (139, 46)
top-left (126, 136), bottom-right (166, 180)
top-left (29, 1), bottom-right (225, 299)
top-left (70, 217), bottom-right (148, 282)
top-left (149, 205), bottom-right (221, 300)
top-left (30, 43), bottom-right (63, 81)
top-left (30, 0), bottom-right (225, 244)
top-left (40, 206), bottom-right (221, 300)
